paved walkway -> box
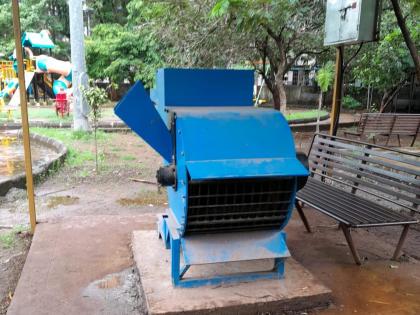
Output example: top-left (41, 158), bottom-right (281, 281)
top-left (7, 209), bottom-right (420, 315)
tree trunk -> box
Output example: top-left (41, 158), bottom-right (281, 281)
top-left (390, 0), bottom-right (420, 82)
top-left (278, 80), bottom-right (287, 112)
top-left (274, 70), bottom-right (287, 112)
top-left (272, 87), bottom-right (281, 111)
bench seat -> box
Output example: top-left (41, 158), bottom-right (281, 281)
top-left (297, 178), bottom-right (418, 228)
top-left (294, 133), bottom-right (419, 265)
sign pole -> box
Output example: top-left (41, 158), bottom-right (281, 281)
top-left (329, 46), bottom-right (344, 136)
top-left (11, 0), bottom-right (37, 233)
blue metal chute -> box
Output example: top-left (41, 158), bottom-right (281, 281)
top-left (155, 68), bottom-right (254, 108)
top-left (114, 81), bottom-right (173, 162)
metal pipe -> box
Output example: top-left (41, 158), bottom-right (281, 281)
top-left (11, 0), bottom-right (37, 233)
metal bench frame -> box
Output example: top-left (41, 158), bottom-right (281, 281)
top-left (345, 113), bottom-right (420, 147)
top-left (296, 133), bottom-right (419, 265)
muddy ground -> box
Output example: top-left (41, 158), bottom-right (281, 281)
top-left (0, 130), bottom-right (419, 314)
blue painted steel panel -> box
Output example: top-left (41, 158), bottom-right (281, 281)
top-left (181, 230), bottom-right (290, 265)
top-left (156, 68), bottom-right (254, 107)
top-left (186, 158), bottom-right (308, 179)
top-left (175, 107), bottom-right (308, 178)
top-left (114, 81), bottom-right (173, 161)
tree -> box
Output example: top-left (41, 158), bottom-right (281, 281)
top-left (315, 61), bottom-right (334, 132)
top-left (390, 0), bottom-right (420, 82)
top-left (212, 0), bottom-right (327, 111)
top-left (81, 83), bottom-right (108, 173)
top-left (85, 23), bottom-right (163, 87)
top-left (0, 0), bottom-right (70, 58)
top-left (351, 7), bottom-right (419, 110)
top-left (126, 0), bottom-right (249, 69)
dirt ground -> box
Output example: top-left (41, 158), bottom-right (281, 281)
top-left (0, 130), bottom-right (419, 314)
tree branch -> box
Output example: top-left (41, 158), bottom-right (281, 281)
top-left (343, 43), bottom-right (364, 71)
top-left (390, 0), bottom-right (420, 81)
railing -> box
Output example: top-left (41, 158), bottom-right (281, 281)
top-left (0, 59), bottom-right (34, 81)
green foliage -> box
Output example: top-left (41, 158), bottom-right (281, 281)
top-left (127, 0), bottom-right (250, 69)
top-left (285, 110), bottom-right (329, 121)
top-left (0, 0), bottom-right (70, 58)
top-left (342, 96), bottom-right (362, 110)
top-left (85, 23), bottom-right (163, 86)
top-left (0, 225), bottom-right (28, 248)
top-left (31, 128), bottom-right (111, 168)
top-left (81, 83), bottom-right (108, 173)
top-left (81, 84), bottom-right (108, 123)
top-left (210, 0), bottom-right (327, 110)
top-left (316, 61), bottom-right (335, 93)
top-left (352, 8), bottom-right (419, 92)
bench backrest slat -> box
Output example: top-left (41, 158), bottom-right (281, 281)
top-left (308, 134), bottom-right (420, 214)
top-left (358, 113), bottom-right (420, 136)
top-left (309, 156), bottom-right (419, 195)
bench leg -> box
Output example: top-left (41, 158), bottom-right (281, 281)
top-left (295, 201), bottom-right (312, 233)
top-left (397, 134), bottom-right (401, 147)
top-left (410, 134), bottom-right (417, 147)
top-left (392, 225), bottom-right (410, 261)
top-left (385, 134), bottom-right (392, 146)
top-left (340, 224), bottom-right (362, 265)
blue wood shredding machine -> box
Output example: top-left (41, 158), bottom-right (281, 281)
top-left (114, 68), bottom-right (308, 287)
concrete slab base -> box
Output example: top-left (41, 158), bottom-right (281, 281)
top-left (132, 230), bottom-right (332, 315)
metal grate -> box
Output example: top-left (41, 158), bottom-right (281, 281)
top-left (186, 177), bottom-right (295, 234)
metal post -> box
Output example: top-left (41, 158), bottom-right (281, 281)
top-left (329, 46), bottom-right (344, 136)
top-left (69, 0), bottom-right (89, 131)
top-left (11, 0), bottom-right (36, 233)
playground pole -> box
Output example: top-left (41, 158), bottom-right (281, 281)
top-left (69, 0), bottom-right (89, 131)
top-left (11, 0), bottom-right (37, 233)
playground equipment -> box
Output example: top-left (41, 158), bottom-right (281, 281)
top-left (55, 90), bottom-right (69, 117)
top-left (0, 30), bottom-right (72, 118)
top-left (115, 68), bottom-right (309, 287)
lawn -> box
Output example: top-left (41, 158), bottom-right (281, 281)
top-left (0, 107), bottom-right (116, 123)
top-left (30, 127), bottom-right (112, 168)
top-left (285, 110), bottom-right (329, 121)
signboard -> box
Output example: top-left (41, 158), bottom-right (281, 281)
top-left (324, 0), bottom-right (381, 46)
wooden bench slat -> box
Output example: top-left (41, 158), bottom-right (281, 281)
top-left (349, 113), bottom-right (420, 147)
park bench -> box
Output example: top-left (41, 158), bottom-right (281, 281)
top-left (344, 113), bottom-right (420, 147)
top-left (295, 133), bottom-right (420, 265)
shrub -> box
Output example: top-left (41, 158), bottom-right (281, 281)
top-left (342, 96), bottom-right (362, 110)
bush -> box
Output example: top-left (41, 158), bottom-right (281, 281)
top-left (342, 96), bottom-right (362, 110)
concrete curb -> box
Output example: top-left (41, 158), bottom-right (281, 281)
top-left (0, 114), bottom-right (331, 132)
top-left (0, 132), bottom-right (68, 196)
top-left (0, 120), bottom-right (127, 130)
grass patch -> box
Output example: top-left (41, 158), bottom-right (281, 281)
top-left (121, 155), bottom-right (136, 161)
top-left (0, 107), bottom-right (116, 123)
top-left (30, 127), bottom-right (112, 168)
top-left (285, 110), bottom-right (328, 121)
top-left (0, 225), bottom-right (28, 249)
top-left (0, 107), bottom-right (72, 123)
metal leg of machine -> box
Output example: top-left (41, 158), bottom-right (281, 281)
top-left (159, 214), bottom-right (286, 288)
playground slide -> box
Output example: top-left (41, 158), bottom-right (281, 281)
top-left (35, 55), bottom-right (72, 96)
top-left (6, 72), bottom-right (35, 108)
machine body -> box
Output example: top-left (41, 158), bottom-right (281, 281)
top-left (115, 68), bottom-right (308, 287)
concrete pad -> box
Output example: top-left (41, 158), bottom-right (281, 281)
top-left (7, 215), bottom-right (157, 315)
top-left (132, 230), bottom-right (332, 315)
